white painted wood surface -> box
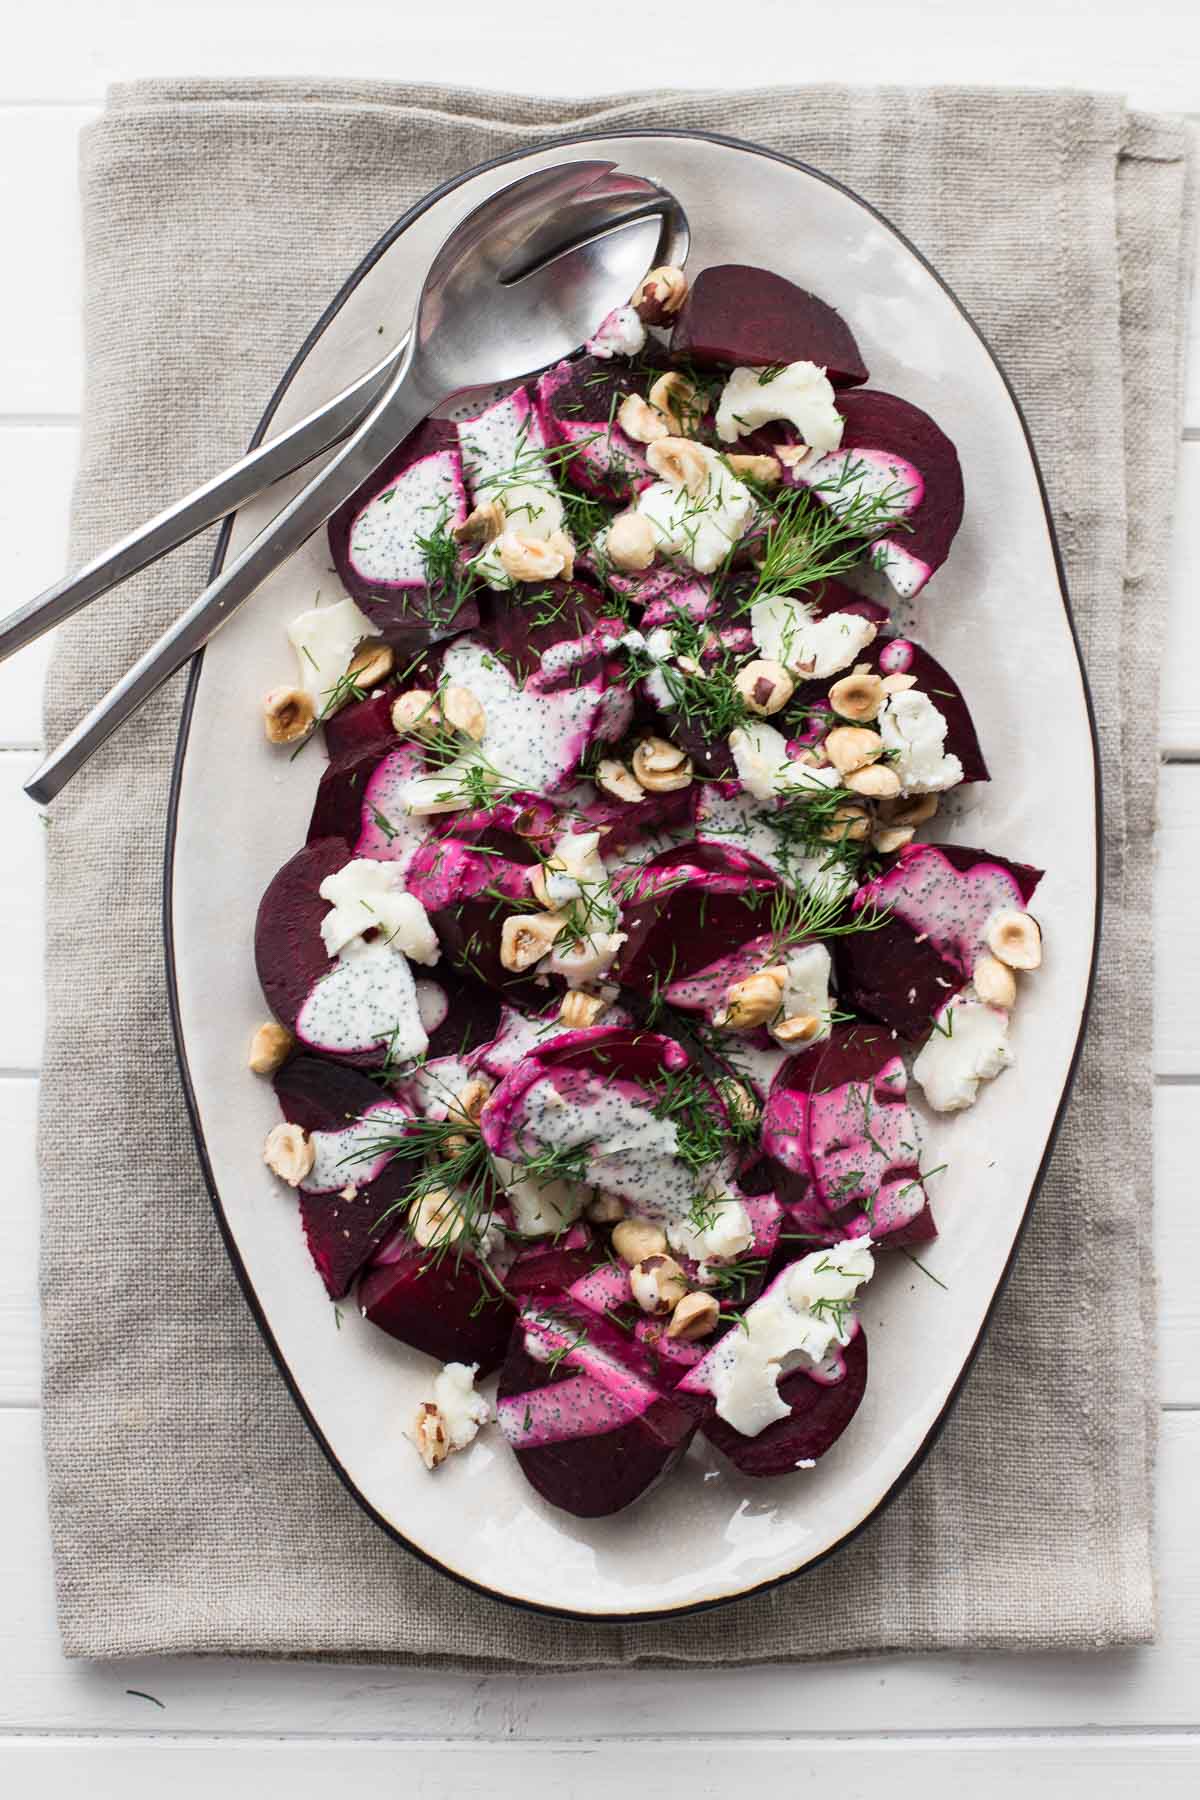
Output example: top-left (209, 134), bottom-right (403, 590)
top-left (0, 4), bottom-right (1197, 1792)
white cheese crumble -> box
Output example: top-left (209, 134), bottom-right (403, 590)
top-left (317, 859), bottom-right (440, 963)
top-left (287, 597), bottom-right (376, 703)
top-left (667, 1192), bottom-right (754, 1280)
top-left (728, 720), bottom-right (841, 803)
top-left (407, 1361), bottom-right (491, 1466)
top-left (586, 304), bottom-right (647, 360)
top-left (877, 688), bottom-right (964, 795)
top-left (770, 942), bottom-right (833, 1045)
top-left (706, 1238), bottom-right (875, 1437)
top-left (715, 360), bottom-right (844, 452)
top-left (750, 595), bottom-right (878, 680)
top-left (912, 997), bottom-right (1013, 1112)
top-left (633, 443), bottom-right (755, 574)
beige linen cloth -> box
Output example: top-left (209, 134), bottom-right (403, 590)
top-left (41, 81), bottom-right (1194, 1663)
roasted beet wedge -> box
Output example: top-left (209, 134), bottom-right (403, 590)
top-left (496, 1300), bottom-right (697, 1517)
top-left (308, 740), bottom-right (430, 865)
top-left (612, 842), bottom-right (778, 1007)
top-left (405, 815), bottom-right (544, 1004)
top-left (328, 418), bottom-right (477, 644)
top-left (693, 1325), bottom-right (868, 1477)
top-left (838, 843), bottom-right (1043, 1036)
top-left (273, 1057), bottom-right (423, 1298)
top-left (761, 1025), bottom-right (934, 1245)
top-left (670, 264), bottom-right (868, 386)
top-left (534, 355), bottom-right (651, 498)
top-left (791, 389), bottom-right (963, 599)
top-left (359, 1231), bottom-right (514, 1374)
top-left (256, 836), bottom-right (352, 1040)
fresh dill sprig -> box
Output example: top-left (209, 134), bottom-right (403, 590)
top-left (740, 462), bottom-right (916, 607)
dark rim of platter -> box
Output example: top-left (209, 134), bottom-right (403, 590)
top-left (163, 126), bottom-right (1104, 1624)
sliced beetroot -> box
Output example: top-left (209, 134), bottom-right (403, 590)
top-left (569, 781), bottom-right (697, 854)
top-left (359, 1231), bottom-right (513, 1374)
top-left (506, 1226), bottom-right (597, 1300)
top-left (496, 1300), bottom-right (696, 1517)
top-left (328, 418), bottom-right (478, 644)
top-left (698, 1324), bottom-right (868, 1476)
top-left (670, 265), bottom-right (868, 387)
top-left (473, 577), bottom-right (613, 684)
top-left (792, 390), bottom-right (963, 599)
top-left (255, 836), bottom-right (351, 1039)
top-left (838, 843), bottom-right (1043, 1035)
top-left (612, 841), bottom-right (778, 1006)
top-left (321, 689), bottom-right (396, 763)
top-left (533, 355), bottom-right (651, 498)
top-left (272, 1057), bottom-right (424, 1298)
top-left (761, 1024), bottom-right (934, 1245)
top-left (308, 739), bottom-right (431, 865)
top-left (409, 958), bottom-right (504, 1064)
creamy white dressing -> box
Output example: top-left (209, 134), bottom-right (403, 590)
top-left (695, 783), bottom-right (854, 904)
top-left (517, 1076), bottom-right (699, 1218)
top-left (348, 450), bottom-right (462, 584)
top-left (302, 1100), bottom-right (413, 1192)
top-left (287, 597), bottom-right (376, 703)
top-left (750, 595), bottom-right (877, 679)
top-left (297, 937), bottom-right (429, 1060)
top-left (458, 390), bottom-right (566, 588)
top-left (715, 360), bottom-right (844, 452)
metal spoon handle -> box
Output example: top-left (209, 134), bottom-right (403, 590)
top-left (0, 341), bottom-right (403, 667)
top-left (25, 350), bottom-right (436, 806)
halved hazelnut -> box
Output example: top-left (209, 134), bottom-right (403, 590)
top-left (612, 1218), bottom-right (668, 1265)
top-left (617, 392), bottom-right (670, 445)
top-left (497, 530), bottom-right (567, 583)
top-left (631, 264), bottom-right (688, 324)
top-left (453, 499), bottom-right (506, 545)
top-left (844, 762), bottom-right (902, 799)
top-left (411, 1401), bottom-right (451, 1470)
top-left (726, 452), bottom-right (783, 486)
top-left (775, 443), bottom-right (813, 470)
top-left (985, 910), bottom-right (1042, 971)
top-left (500, 911), bottom-right (565, 972)
top-left (824, 725), bottom-right (884, 775)
top-left (772, 1012), bottom-right (822, 1045)
top-left (878, 792), bottom-right (939, 828)
top-left (448, 1078), bottom-right (492, 1128)
top-left (632, 736), bottom-right (693, 793)
top-left (263, 1121), bottom-right (313, 1186)
top-left (818, 802), bottom-right (872, 844)
top-left (248, 1021), bottom-right (294, 1076)
top-left (871, 824), bottom-right (915, 856)
top-left (546, 528), bottom-right (576, 580)
top-left (716, 1077), bottom-right (759, 1128)
top-left (442, 683), bottom-right (486, 741)
top-left (829, 664), bottom-right (885, 722)
top-left (347, 642), bottom-right (394, 688)
top-left (646, 436), bottom-right (710, 497)
top-left (585, 1192), bottom-right (626, 1224)
top-left (411, 1187), bottom-right (467, 1249)
top-left (629, 1253), bottom-right (689, 1315)
top-left (880, 670), bottom-right (918, 695)
top-left (595, 757), bottom-right (646, 803)
top-left (715, 970), bottom-right (785, 1031)
top-left (263, 686), bottom-right (315, 744)
top-left (605, 511), bottom-right (657, 573)
top-left (648, 370), bottom-right (701, 435)
top-left (559, 989), bottom-right (609, 1029)
top-left (667, 1291), bottom-right (721, 1341)
top-left (391, 689), bottom-right (442, 735)
top-left (973, 953), bottom-right (1017, 1008)
top-left (734, 658), bottom-right (795, 717)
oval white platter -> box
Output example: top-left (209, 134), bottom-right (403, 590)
top-left (167, 130), bottom-right (1099, 1619)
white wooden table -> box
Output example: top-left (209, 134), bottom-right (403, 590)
top-left (2, 4), bottom-right (1198, 1792)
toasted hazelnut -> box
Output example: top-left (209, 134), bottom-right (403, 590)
top-left (612, 1218), bottom-right (668, 1265)
top-left (667, 1291), bottom-right (721, 1341)
top-left (646, 436), bottom-right (710, 497)
top-left (448, 1078), bottom-right (492, 1128)
top-left (716, 970), bottom-right (785, 1031)
top-left (844, 762), bottom-right (902, 798)
top-left (829, 664), bottom-right (885, 722)
top-left (497, 529), bottom-right (568, 583)
top-left (631, 264), bottom-right (688, 324)
top-left (880, 670), bottom-right (918, 695)
top-left (391, 688), bottom-right (442, 736)
top-left (248, 1021), bottom-right (294, 1076)
top-left (716, 1077), bottom-right (759, 1128)
top-left (871, 824), bottom-right (916, 855)
top-left (985, 910), bottom-right (1043, 971)
top-left (878, 791), bottom-right (940, 828)
top-left (648, 370), bottom-right (702, 435)
top-left (973, 953), bottom-right (1018, 1008)
top-left (411, 1401), bottom-right (451, 1470)
top-left (585, 1192), bottom-right (626, 1224)
top-left (772, 1012), bottom-right (822, 1045)
top-left (618, 391), bottom-right (671, 445)
top-left (632, 736), bottom-right (693, 793)
top-left (500, 911), bottom-right (565, 972)
top-left (605, 510), bottom-right (657, 572)
top-left (453, 499), bottom-right (506, 545)
top-left (411, 1187), bottom-right (467, 1249)
top-left (818, 802), bottom-right (872, 844)
top-left (442, 683), bottom-right (486, 741)
top-left (595, 757), bottom-right (646, 803)
top-left (775, 443), bottom-right (813, 470)
top-left (824, 725), bottom-right (884, 775)
top-left (734, 658), bottom-right (795, 717)
top-left (263, 686), bottom-right (315, 744)
top-left (546, 528), bottom-right (576, 580)
top-left (347, 641), bottom-right (394, 688)
top-left (263, 1121), bottom-right (313, 1187)
top-left (559, 989), bottom-right (609, 1029)
top-left (629, 1253), bottom-right (689, 1315)
top-left (726, 453), bottom-right (783, 486)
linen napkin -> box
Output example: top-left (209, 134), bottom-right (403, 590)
top-left (40, 81), bottom-right (1195, 1662)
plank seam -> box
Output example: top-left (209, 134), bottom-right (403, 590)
top-left (1, 1725), bottom-right (1199, 1747)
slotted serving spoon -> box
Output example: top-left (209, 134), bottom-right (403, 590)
top-left (23, 161), bottom-right (688, 804)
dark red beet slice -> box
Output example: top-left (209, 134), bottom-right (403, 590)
top-left (359, 1232), bottom-right (513, 1373)
top-left (670, 264), bottom-right (868, 386)
top-left (506, 1226), bottom-right (597, 1300)
top-left (273, 1057), bottom-right (424, 1298)
top-left (328, 418), bottom-right (478, 646)
top-left (307, 738), bottom-right (425, 853)
top-left (793, 389), bottom-right (963, 599)
top-left (761, 1024), bottom-right (934, 1245)
top-left (406, 824), bottom-right (545, 1008)
top-left (533, 355), bottom-right (651, 498)
top-left (255, 836), bottom-right (351, 1039)
top-left (417, 961), bottom-right (504, 1063)
top-left (612, 842), bottom-right (778, 1003)
top-left (837, 843), bottom-right (1043, 1036)
top-left (699, 1325), bottom-right (868, 1476)
top-left (569, 783), bottom-right (697, 853)
top-left (496, 1301), bottom-right (696, 1517)
top-left (473, 577), bottom-right (615, 684)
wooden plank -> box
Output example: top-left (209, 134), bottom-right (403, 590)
top-left (1162, 444), bottom-right (1200, 757)
top-left (1, 1734), bottom-right (1199, 1797)
top-left (1155, 766), bottom-right (1200, 1076)
top-left (0, 754), bottom-right (44, 1071)
top-left (0, 1080), bottom-right (39, 1405)
top-left (0, 1), bottom-right (1198, 112)
top-left (0, 426), bottom-right (79, 749)
top-left (0, 111), bottom-right (88, 416)
top-left (0, 1409), bottom-right (1197, 1735)
top-left (1157, 1084), bottom-right (1200, 1406)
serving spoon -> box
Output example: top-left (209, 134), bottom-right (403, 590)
top-left (24, 162), bottom-right (688, 804)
